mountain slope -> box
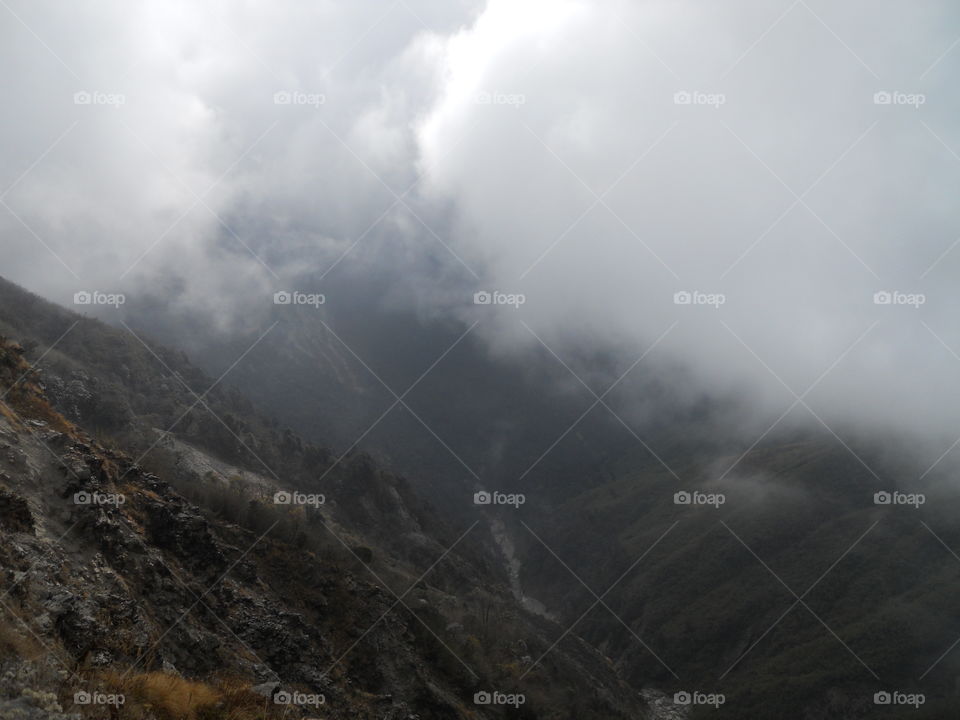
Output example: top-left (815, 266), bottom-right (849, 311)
top-left (0, 280), bottom-right (653, 719)
top-left (512, 436), bottom-right (959, 719)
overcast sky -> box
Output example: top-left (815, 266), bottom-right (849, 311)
top-left (3, 0), bottom-right (960, 463)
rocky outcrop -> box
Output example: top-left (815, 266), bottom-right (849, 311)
top-left (0, 488), bottom-right (33, 534)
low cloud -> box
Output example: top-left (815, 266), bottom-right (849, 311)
top-left (3, 0), bottom-right (960, 463)
top-left (416, 0), bottom-right (960, 454)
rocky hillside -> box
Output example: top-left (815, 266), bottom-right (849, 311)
top-left (0, 299), bottom-right (652, 718)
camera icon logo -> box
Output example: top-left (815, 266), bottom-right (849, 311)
top-left (74, 291), bottom-right (92, 305)
top-left (673, 291), bottom-right (692, 305)
top-left (273, 690), bottom-right (292, 705)
top-left (874, 691), bottom-right (892, 705)
top-left (674, 491), bottom-right (691, 505)
top-left (874, 491), bottom-right (892, 505)
top-left (873, 291), bottom-right (892, 305)
top-left (274, 491), bottom-right (292, 505)
top-left (873, 91), bottom-right (892, 105)
top-left (674, 91), bottom-right (692, 105)
top-left (674, 691), bottom-right (692, 705)
top-left (474, 291), bottom-right (492, 305)
top-left (73, 91), bottom-right (92, 105)
top-left (273, 291), bottom-right (292, 305)
top-left (474, 691), bottom-right (492, 705)
top-left (73, 691), bottom-right (92, 705)
top-left (273, 91), bottom-right (292, 105)
top-left (474, 491), bottom-right (492, 505)
top-left (73, 491), bottom-right (92, 505)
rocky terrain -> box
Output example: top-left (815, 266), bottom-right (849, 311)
top-left (0, 292), bottom-right (653, 720)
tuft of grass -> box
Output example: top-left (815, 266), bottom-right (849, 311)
top-left (104, 672), bottom-right (221, 720)
top-left (95, 672), bottom-right (291, 720)
top-left (6, 389), bottom-right (74, 433)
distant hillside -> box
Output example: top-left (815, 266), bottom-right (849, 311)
top-left (512, 432), bottom-right (960, 719)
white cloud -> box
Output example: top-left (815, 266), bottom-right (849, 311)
top-left (415, 0), bottom-right (960, 444)
top-left (2, 0), bottom-right (960, 451)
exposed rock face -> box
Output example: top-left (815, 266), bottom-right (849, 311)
top-left (42, 372), bottom-right (96, 428)
top-left (0, 691), bottom-right (74, 720)
top-left (641, 690), bottom-right (690, 720)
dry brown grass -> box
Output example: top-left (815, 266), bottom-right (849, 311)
top-left (0, 341), bottom-right (76, 434)
top-left (210, 677), bottom-right (274, 720)
top-left (0, 401), bottom-right (20, 425)
top-left (103, 671), bottom-right (221, 720)
top-left (6, 390), bottom-right (74, 433)
top-left (0, 623), bottom-right (43, 660)
top-left (94, 672), bottom-right (287, 720)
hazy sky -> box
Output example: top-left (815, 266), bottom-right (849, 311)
top-left (3, 0), bottom-right (960, 460)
